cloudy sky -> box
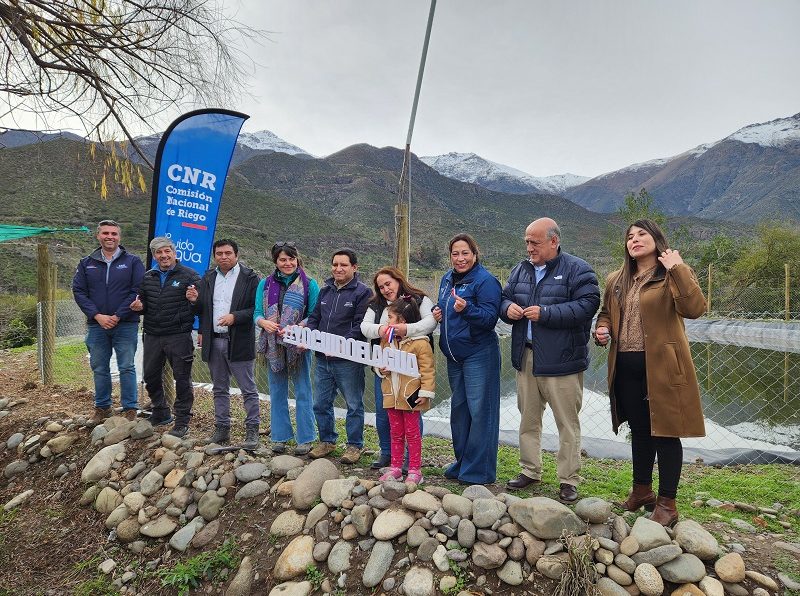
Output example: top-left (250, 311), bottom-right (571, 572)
top-left (228, 0), bottom-right (799, 177)
top-left (4, 1), bottom-right (797, 178)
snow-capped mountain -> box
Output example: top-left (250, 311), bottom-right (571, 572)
top-left (566, 112), bottom-right (800, 222)
top-left (118, 129), bottom-right (311, 165)
top-left (420, 152), bottom-right (589, 195)
top-left (727, 114), bottom-right (800, 148)
top-left (237, 130), bottom-right (310, 156)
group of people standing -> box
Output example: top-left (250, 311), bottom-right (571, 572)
top-left (73, 214), bottom-right (706, 527)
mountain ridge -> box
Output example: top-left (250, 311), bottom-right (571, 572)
top-left (565, 113), bottom-right (800, 222)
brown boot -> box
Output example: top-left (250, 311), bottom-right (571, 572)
top-left (650, 496), bottom-right (679, 527)
top-left (91, 406), bottom-right (112, 425)
top-left (621, 483), bottom-right (657, 512)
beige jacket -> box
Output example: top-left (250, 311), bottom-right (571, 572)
top-left (377, 336), bottom-right (435, 411)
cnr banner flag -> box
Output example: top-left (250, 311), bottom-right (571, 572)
top-left (148, 109), bottom-right (249, 274)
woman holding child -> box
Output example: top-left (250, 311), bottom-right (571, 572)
top-left (361, 267), bottom-right (437, 471)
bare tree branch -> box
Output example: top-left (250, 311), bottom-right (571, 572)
top-left (0, 0), bottom-right (261, 169)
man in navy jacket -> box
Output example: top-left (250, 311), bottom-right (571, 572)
top-left (306, 248), bottom-right (372, 464)
top-left (500, 218), bottom-right (600, 502)
top-left (72, 220), bottom-right (145, 423)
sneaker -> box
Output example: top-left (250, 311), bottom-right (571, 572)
top-left (123, 409), bottom-right (137, 421)
top-left (340, 445), bottom-right (363, 465)
top-left (271, 442), bottom-right (287, 454)
top-left (167, 425), bottom-right (189, 438)
top-left (91, 406), bottom-right (112, 425)
top-left (294, 442), bottom-right (312, 456)
top-left (150, 414), bottom-right (174, 427)
top-left (406, 469), bottom-right (424, 485)
top-left (308, 442), bottom-right (336, 459)
top-left (379, 467), bottom-right (403, 482)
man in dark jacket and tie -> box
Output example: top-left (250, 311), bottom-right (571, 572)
top-left (130, 236), bottom-right (201, 437)
top-left (500, 218), bottom-right (600, 502)
top-left (186, 239), bottom-right (260, 449)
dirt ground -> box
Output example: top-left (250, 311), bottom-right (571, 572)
top-left (0, 349), bottom-right (796, 595)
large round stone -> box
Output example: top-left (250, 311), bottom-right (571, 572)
top-left (715, 552), bottom-right (746, 583)
top-left (657, 553), bottom-right (706, 584)
top-left (674, 519), bottom-right (720, 560)
top-left (372, 508), bottom-right (415, 540)
top-left (140, 515), bottom-right (177, 538)
top-left (270, 510), bottom-right (306, 537)
top-left (508, 497), bottom-right (584, 539)
top-left (291, 459), bottom-right (339, 510)
top-left (273, 535), bottom-right (314, 581)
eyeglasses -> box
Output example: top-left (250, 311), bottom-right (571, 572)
top-left (273, 241), bottom-right (296, 250)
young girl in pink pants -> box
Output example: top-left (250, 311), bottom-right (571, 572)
top-left (377, 298), bottom-right (435, 484)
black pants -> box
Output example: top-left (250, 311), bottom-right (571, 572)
top-left (143, 332), bottom-right (194, 425)
top-left (614, 351), bottom-right (682, 498)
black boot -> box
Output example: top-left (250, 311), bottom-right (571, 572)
top-left (242, 423), bottom-right (260, 451)
top-left (206, 425), bottom-right (230, 445)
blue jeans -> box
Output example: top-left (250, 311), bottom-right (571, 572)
top-left (85, 321), bottom-right (139, 410)
top-left (313, 357), bottom-right (365, 448)
top-left (375, 374), bottom-right (423, 458)
top-left (269, 350), bottom-right (316, 444)
top-left (445, 339), bottom-right (501, 484)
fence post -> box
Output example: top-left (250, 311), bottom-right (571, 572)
top-left (706, 263), bottom-right (712, 314)
top-left (785, 263), bottom-right (790, 402)
top-left (37, 243), bottom-right (54, 385)
top-left (785, 263), bottom-right (790, 322)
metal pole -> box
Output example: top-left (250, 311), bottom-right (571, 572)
top-left (406, 0), bottom-right (437, 147)
top-left (706, 263), bottom-right (712, 314)
top-left (394, 0), bottom-right (437, 276)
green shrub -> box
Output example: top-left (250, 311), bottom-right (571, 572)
top-left (0, 294), bottom-right (37, 348)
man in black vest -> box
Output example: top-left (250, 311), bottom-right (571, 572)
top-left (130, 236), bottom-right (201, 437)
top-left (186, 239), bottom-right (260, 449)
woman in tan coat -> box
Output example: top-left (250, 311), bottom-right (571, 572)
top-left (595, 219), bottom-right (706, 526)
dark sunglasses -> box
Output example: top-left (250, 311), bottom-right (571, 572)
top-left (273, 241), bottom-right (296, 250)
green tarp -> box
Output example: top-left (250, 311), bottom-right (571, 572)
top-left (0, 225), bottom-right (89, 242)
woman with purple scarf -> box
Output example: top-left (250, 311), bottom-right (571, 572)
top-left (254, 242), bottom-right (320, 455)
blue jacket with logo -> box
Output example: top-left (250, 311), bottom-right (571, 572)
top-left (307, 274), bottom-right (373, 361)
top-left (437, 263), bottom-right (501, 362)
top-left (72, 246), bottom-right (145, 324)
top-left (500, 248), bottom-right (600, 376)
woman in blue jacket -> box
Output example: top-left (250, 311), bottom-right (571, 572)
top-left (432, 233), bottom-right (502, 484)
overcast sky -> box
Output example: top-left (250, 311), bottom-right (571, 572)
top-left (4, 1), bottom-right (798, 178)
top-left (226, 0), bottom-right (800, 177)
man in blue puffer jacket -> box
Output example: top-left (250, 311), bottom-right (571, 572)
top-left (73, 219), bottom-right (145, 423)
top-left (500, 218), bottom-right (599, 502)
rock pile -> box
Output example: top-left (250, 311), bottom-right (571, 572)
top-left (1, 411), bottom-right (795, 595)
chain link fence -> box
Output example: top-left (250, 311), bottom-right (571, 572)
top-left (37, 267), bottom-right (800, 469)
